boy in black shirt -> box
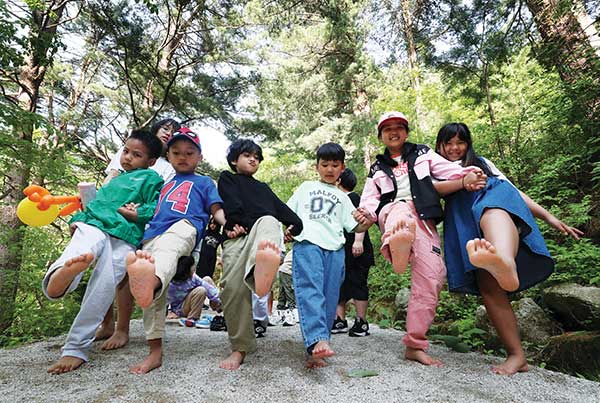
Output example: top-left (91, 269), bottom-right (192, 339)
top-left (217, 139), bottom-right (303, 370)
top-left (332, 168), bottom-right (375, 337)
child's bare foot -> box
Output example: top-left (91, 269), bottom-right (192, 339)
top-left (130, 339), bottom-right (162, 375)
top-left (47, 356), bottom-right (85, 374)
top-left (166, 311), bottom-right (178, 320)
top-left (388, 219), bottom-right (415, 274)
top-left (306, 356), bottom-right (327, 368)
top-left (311, 340), bottom-right (334, 359)
top-left (466, 238), bottom-right (519, 292)
top-left (94, 324), bottom-right (114, 341)
top-left (100, 330), bottom-right (129, 350)
top-left (219, 351), bottom-right (246, 370)
top-left (491, 354), bottom-right (529, 375)
top-left (126, 250), bottom-right (159, 309)
top-left (46, 253), bottom-right (94, 298)
top-left (254, 240), bottom-right (281, 297)
top-left (405, 347), bottom-right (443, 367)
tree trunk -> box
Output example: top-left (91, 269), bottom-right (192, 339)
top-left (526, 0), bottom-right (600, 114)
top-left (0, 2), bottom-right (67, 334)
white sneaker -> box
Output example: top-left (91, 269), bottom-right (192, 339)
top-left (268, 310), bottom-right (284, 326)
top-left (282, 309), bottom-right (296, 326)
top-left (291, 308), bottom-right (299, 323)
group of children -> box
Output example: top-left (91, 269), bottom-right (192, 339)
top-left (41, 111), bottom-right (581, 376)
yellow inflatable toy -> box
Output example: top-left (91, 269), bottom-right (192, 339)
top-left (16, 185), bottom-right (82, 227)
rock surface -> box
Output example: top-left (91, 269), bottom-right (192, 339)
top-left (0, 320), bottom-right (598, 403)
top-left (542, 283), bottom-right (600, 330)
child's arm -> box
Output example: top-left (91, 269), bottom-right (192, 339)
top-left (518, 191), bottom-right (583, 240)
top-left (134, 174), bottom-right (165, 225)
top-left (218, 171), bottom-right (252, 231)
top-left (434, 171), bottom-right (487, 196)
top-left (211, 203), bottom-right (246, 239)
top-left (352, 232), bottom-right (365, 257)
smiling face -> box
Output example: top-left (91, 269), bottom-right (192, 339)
top-left (440, 134), bottom-right (468, 162)
top-left (167, 138), bottom-right (202, 174)
top-left (120, 138), bottom-right (156, 172)
top-left (317, 159), bottom-right (345, 185)
top-left (233, 151), bottom-right (260, 176)
top-left (379, 121), bottom-right (409, 154)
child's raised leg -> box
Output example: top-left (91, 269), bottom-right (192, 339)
top-left (126, 250), bottom-right (161, 309)
top-left (477, 270), bottom-right (528, 375)
top-left (46, 253), bottom-right (94, 298)
top-left (254, 240), bottom-right (281, 297)
top-left (381, 203), bottom-right (416, 274)
top-left (468, 208), bottom-right (519, 292)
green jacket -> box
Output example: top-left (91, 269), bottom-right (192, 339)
top-left (70, 168), bottom-right (164, 245)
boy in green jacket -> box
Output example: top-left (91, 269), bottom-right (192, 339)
top-left (42, 130), bottom-right (164, 374)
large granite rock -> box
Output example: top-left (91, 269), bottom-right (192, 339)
top-left (542, 283), bottom-right (600, 330)
top-left (475, 297), bottom-right (561, 345)
top-left (538, 331), bottom-right (600, 377)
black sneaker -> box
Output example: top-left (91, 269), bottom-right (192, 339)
top-left (331, 316), bottom-right (348, 334)
top-left (349, 317), bottom-right (370, 337)
top-left (254, 319), bottom-right (267, 338)
top-left (210, 315), bottom-right (227, 331)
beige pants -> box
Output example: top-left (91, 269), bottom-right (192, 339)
top-left (182, 286), bottom-right (207, 319)
top-left (220, 216), bottom-right (281, 353)
top-left (142, 220), bottom-right (196, 340)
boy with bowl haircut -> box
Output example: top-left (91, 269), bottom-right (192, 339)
top-left (217, 138), bottom-right (303, 370)
top-left (287, 142), bottom-right (370, 368)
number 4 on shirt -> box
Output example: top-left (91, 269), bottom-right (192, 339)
top-left (155, 180), bottom-right (193, 214)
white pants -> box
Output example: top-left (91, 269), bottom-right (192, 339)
top-left (42, 222), bottom-right (134, 361)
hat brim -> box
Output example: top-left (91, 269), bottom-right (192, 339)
top-left (378, 117), bottom-right (409, 132)
top-left (167, 136), bottom-right (202, 152)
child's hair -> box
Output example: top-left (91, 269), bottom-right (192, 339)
top-left (338, 168), bottom-right (357, 191)
top-left (435, 123), bottom-right (495, 177)
top-left (150, 118), bottom-right (181, 136)
top-left (226, 139), bottom-right (264, 172)
top-left (128, 129), bottom-right (163, 160)
top-left (316, 142), bottom-right (345, 163)
top-left (172, 256), bottom-right (195, 282)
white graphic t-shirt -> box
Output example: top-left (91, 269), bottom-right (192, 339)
top-left (287, 181), bottom-right (358, 251)
top-left (392, 154), bottom-right (412, 202)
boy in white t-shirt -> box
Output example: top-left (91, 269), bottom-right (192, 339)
top-left (287, 143), bottom-right (370, 368)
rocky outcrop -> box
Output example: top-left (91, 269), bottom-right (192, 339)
top-left (538, 331), bottom-right (600, 377)
top-left (542, 283), bottom-right (600, 330)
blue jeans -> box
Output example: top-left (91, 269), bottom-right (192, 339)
top-left (292, 241), bottom-right (345, 351)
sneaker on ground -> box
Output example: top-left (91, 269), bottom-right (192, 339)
top-left (282, 309), bottom-right (296, 326)
top-left (331, 316), bottom-right (348, 334)
top-left (349, 317), bottom-right (370, 337)
top-left (268, 310), bottom-right (284, 326)
top-left (195, 317), bottom-right (211, 329)
top-left (291, 308), bottom-right (299, 323)
top-left (254, 319), bottom-right (267, 338)
top-left (178, 318), bottom-right (195, 328)
top-left (210, 315), bottom-right (227, 331)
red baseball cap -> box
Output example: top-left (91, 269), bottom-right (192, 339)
top-left (166, 127), bottom-right (201, 152)
top-left (377, 111), bottom-right (410, 134)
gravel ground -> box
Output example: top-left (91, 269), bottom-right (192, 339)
top-left (0, 319), bottom-right (598, 403)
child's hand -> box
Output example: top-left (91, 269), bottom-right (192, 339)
top-left (463, 171), bottom-right (487, 192)
top-left (225, 224), bottom-right (246, 239)
top-left (123, 202), bottom-right (139, 211)
top-left (209, 300), bottom-right (222, 313)
top-left (117, 206), bottom-right (138, 222)
top-left (353, 208), bottom-right (374, 226)
top-left (546, 216), bottom-right (584, 240)
top-left (352, 240), bottom-right (364, 257)
top-left (284, 225), bottom-right (296, 242)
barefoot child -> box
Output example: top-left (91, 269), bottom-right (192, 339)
top-left (331, 168), bottom-right (375, 337)
top-left (354, 111), bottom-right (485, 366)
top-left (434, 122), bottom-right (582, 375)
top-left (287, 143), bottom-right (371, 368)
top-left (98, 118), bottom-right (180, 351)
top-left (42, 130), bottom-right (164, 374)
top-left (126, 127), bottom-right (226, 374)
top-left (217, 139), bottom-right (303, 370)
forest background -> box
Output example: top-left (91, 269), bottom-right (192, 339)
top-left (0, 0), bottom-right (598, 371)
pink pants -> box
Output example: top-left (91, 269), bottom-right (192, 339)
top-left (380, 201), bottom-right (445, 350)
